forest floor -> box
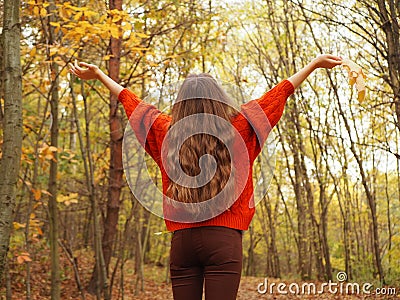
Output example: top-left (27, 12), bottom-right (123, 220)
top-left (1, 248), bottom-right (398, 299)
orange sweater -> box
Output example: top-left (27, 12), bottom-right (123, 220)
top-left (118, 80), bottom-right (294, 232)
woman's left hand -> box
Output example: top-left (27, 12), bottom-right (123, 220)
top-left (69, 60), bottom-right (101, 80)
top-left (312, 54), bottom-right (342, 69)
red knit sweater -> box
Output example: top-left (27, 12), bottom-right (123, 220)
top-left (118, 80), bottom-right (294, 232)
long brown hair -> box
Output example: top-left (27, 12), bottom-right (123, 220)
top-left (165, 74), bottom-right (237, 208)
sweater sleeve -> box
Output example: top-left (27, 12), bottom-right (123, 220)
top-left (239, 80), bottom-right (294, 151)
top-left (118, 89), bottom-right (171, 164)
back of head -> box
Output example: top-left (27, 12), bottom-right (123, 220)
top-left (165, 74), bottom-right (237, 212)
top-left (171, 73), bottom-right (235, 119)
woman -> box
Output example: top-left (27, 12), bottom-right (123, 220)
top-left (69, 54), bottom-right (342, 300)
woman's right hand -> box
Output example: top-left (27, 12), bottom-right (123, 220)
top-left (68, 60), bottom-right (101, 80)
top-left (287, 54), bottom-right (342, 89)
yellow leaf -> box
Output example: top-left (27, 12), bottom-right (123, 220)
top-left (66, 4), bottom-right (88, 12)
top-left (74, 12), bottom-right (83, 21)
top-left (33, 6), bottom-right (40, 16)
top-left (49, 21), bottom-right (61, 28)
top-left (32, 189), bottom-right (41, 200)
top-left (60, 68), bottom-right (68, 77)
top-left (135, 32), bottom-right (149, 38)
top-left (122, 22), bottom-right (132, 31)
top-left (29, 47), bottom-right (37, 57)
top-left (84, 10), bottom-right (98, 18)
top-left (39, 82), bottom-right (47, 93)
top-left (99, 14), bottom-right (107, 23)
top-left (40, 7), bottom-right (47, 17)
top-left (349, 74), bottom-right (356, 85)
top-left (110, 25), bottom-right (120, 39)
top-left (13, 222), bottom-right (26, 230)
top-left (59, 7), bottom-right (70, 19)
top-left (357, 90), bottom-right (365, 102)
top-left (342, 58), bottom-right (367, 102)
top-left (75, 26), bottom-right (87, 35)
top-left (29, 218), bottom-right (40, 227)
top-left (57, 193), bottom-right (79, 206)
top-left (112, 15), bottom-right (122, 23)
top-left (130, 47), bottom-right (149, 52)
top-left (49, 47), bottom-right (58, 57)
top-left (53, 56), bottom-right (64, 66)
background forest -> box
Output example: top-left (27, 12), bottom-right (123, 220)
top-left (0, 0), bottom-right (399, 299)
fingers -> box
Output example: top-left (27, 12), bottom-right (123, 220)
top-left (327, 54), bottom-right (342, 61)
top-left (74, 60), bottom-right (86, 72)
top-left (74, 59), bottom-right (81, 70)
top-left (68, 62), bottom-right (78, 76)
top-left (328, 58), bottom-right (342, 65)
top-left (322, 55), bottom-right (342, 69)
top-left (69, 60), bottom-right (91, 77)
top-left (72, 60), bottom-right (93, 72)
top-left (68, 60), bottom-right (99, 80)
top-left (324, 60), bottom-right (342, 69)
top-left (78, 62), bottom-right (92, 68)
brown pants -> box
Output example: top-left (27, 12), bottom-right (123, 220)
top-left (169, 226), bottom-right (243, 300)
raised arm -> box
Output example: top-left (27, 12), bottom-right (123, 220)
top-left (287, 54), bottom-right (342, 89)
top-left (69, 61), bottom-right (123, 96)
top-left (69, 60), bottom-right (171, 165)
top-left (238, 54), bottom-right (342, 156)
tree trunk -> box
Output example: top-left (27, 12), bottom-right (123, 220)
top-left (293, 101), bottom-right (324, 280)
top-left (104, 0), bottom-right (124, 277)
top-left (258, 197), bottom-right (280, 278)
top-left (306, 110), bottom-right (333, 280)
top-left (245, 225), bottom-right (255, 276)
top-left (70, 75), bottom-right (106, 299)
top-left (287, 115), bottom-right (309, 280)
top-left (329, 75), bottom-right (385, 283)
top-left (375, 0), bottom-right (400, 131)
top-left (87, 0), bottom-right (124, 295)
top-left (0, 0), bottom-right (22, 281)
top-left (47, 1), bottom-right (61, 298)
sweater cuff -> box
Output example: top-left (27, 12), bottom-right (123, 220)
top-left (118, 88), bottom-right (143, 118)
top-left (118, 88), bottom-right (139, 103)
top-left (282, 79), bottom-right (295, 96)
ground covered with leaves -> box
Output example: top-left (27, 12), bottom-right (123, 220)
top-left (1, 248), bottom-right (398, 299)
